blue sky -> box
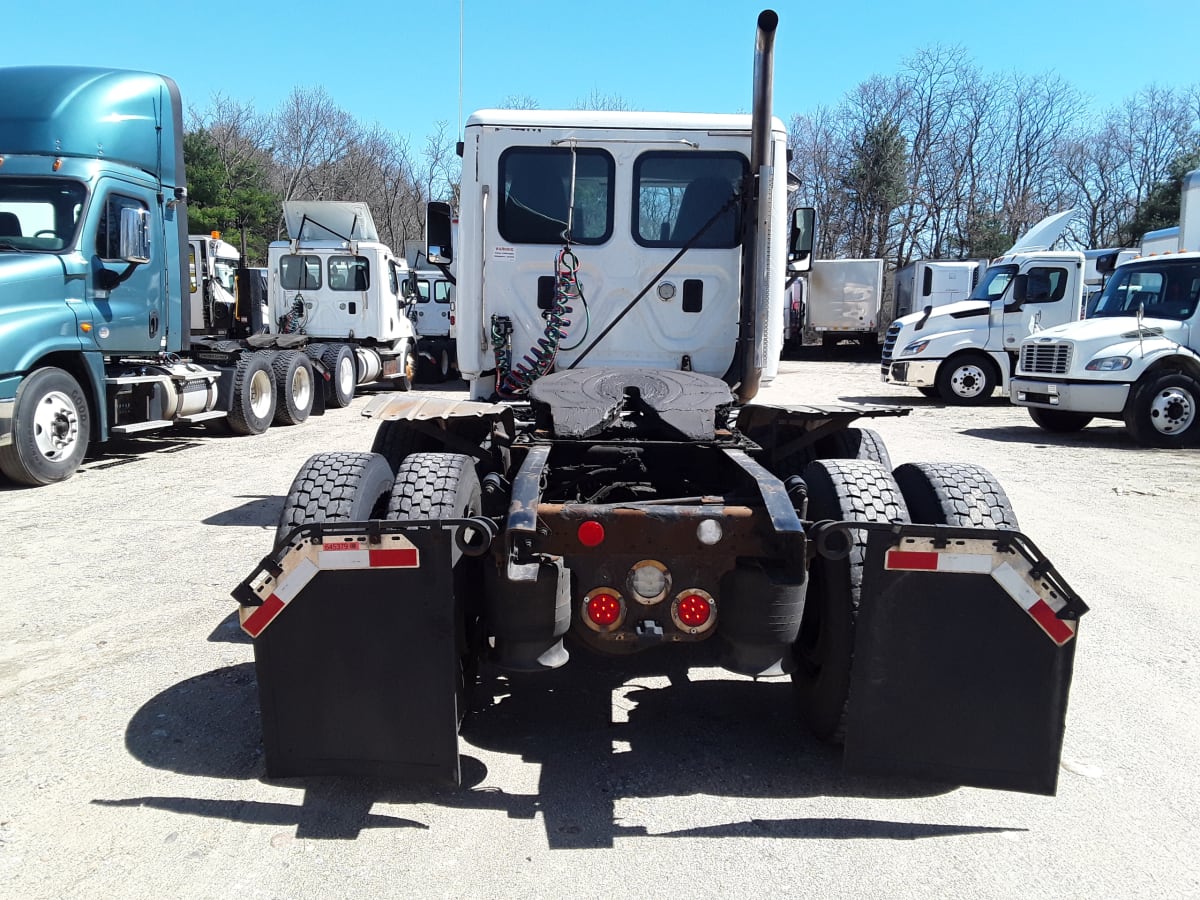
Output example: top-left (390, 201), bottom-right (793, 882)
top-left (4, 0), bottom-right (1198, 146)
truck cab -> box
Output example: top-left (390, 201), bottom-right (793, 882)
top-left (1012, 169), bottom-right (1200, 446)
top-left (881, 211), bottom-right (1084, 403)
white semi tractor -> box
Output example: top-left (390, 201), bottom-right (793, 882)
top-left (1011, 169), bottom-right (1200, 446)
top-left (881, 210), bottom-right (1085, 403)
top-left (234, 10), bottom-right (1087, 796)
top-left (266, 201), bottom-right (422, 405)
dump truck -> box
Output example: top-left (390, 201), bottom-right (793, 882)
top-left (235, 10), bottom-right (1086, 794)
top-left (0, 67), bottom-right (339, 486)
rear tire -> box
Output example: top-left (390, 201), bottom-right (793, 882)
top-left (394, 343), bottom-right (417, 392)
top-left (371, 419), bottom-right (439, 472)
top-left (793, 459), bottom-right (910, 742)
top-left (0, 366), bottom-right (90, 486)
top-left (816, 426), bottom-right (891, 470)
top-left (271, 350), bottom-right (314, 426)
top-left (386, 452), bottom-right (483, 718)
top-left (893, 461), bottom-right (1018, 528)
top-left (275, 451), bottom-right (394, 545)
top-left (321, 344), bottom-right (357, 408)
top-left (1028, 407), bottom-right (1092, 433)
top-left (935, 352), bottom-right (997, 404)
top-left (227, 351), bottom-right (276, 436)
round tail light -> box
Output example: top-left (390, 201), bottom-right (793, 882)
top-left (584, 588), bottom-right (624, 632)
top-left (672, 589), bottom-right (716, 634)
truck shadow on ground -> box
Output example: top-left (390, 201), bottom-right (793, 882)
top-left (98, 655), bottom-right (1023, 848)
top-left (201, 495), bottom-right (283, 528)
top-left (959, 424), bottom-right (1139, 449)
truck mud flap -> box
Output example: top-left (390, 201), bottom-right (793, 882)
top-left (841, 526), bottom-right (1088, 795)
top-left (232, 518), bottom-right (491, 785)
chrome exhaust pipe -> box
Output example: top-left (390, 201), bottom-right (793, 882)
top-left (735, 9), bottom-right (778, 404)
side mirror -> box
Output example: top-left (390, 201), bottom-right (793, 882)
top-left (426, 201), bottom-right (454, 266)
top-left (788, 206), bottom-right (815, 274)
top-left (119, 206), bottom-right (151, 265)
top-left (1094, 251), bottom-right (1119, 275)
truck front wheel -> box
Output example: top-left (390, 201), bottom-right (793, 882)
top-left (320, 344), bottom-right (357, 408)
top-left (792, 459), bottom-right (910, 741)
top-left (1028, 407), bottom-right (1092, 433)
top-left (936, 353), bottom-right (996, 404)
top-left (1124, 372), bottom-right (1200, 447)
top-left (0, 367), bottom-right (91, 486)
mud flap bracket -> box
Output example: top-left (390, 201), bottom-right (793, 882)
top-left (843, 526), bottom-right (1086, 795)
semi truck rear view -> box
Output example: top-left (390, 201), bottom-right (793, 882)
top-left (235, 10), bottom-right (1087, 794)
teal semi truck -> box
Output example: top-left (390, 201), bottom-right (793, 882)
top-left (0, 67), bottom-right (334, 486)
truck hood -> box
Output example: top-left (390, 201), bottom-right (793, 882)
top-left (1031, 316), bottom-right (1185, 342)
top-left (1006, 209), bottom-right (1077, 253)
top-left (283, 201), bottom-right (379, 242)
top-left (898, 299), bottom-right (989, 328)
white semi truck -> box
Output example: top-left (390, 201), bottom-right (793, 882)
top-left (1011, 169), bottom-right (1200, 447)
top-left (410, 267), bottom-right (457, 382)
top-left (266, 201), bottom-right (421, 405)
top-left (881, 210), bottom-right (1085, 403)
top-left (234, 10), bottom-right (1086, 796)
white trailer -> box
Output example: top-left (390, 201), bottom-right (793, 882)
top-left (806, 258), bottom-right (884, 348)
top-left (893, 258), bottom-right (986, 319)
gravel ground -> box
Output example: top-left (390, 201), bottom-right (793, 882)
top-left (1, 354), bottom-right (1197, 900)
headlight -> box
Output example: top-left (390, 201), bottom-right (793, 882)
top-left (1085, 356), bottom-right (1132, 371)
top-left (902, 339), bottom-right (931, 355)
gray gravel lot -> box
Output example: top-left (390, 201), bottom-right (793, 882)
top-left (1, 353), bottom-right (1197, 899)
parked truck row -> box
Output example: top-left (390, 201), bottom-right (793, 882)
top-left (0, 67), bottom-right (452, 487)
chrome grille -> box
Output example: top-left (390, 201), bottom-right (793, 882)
top-left (1020, 342), bottom-right (1072, 375)
top-left (881, 322), bottom-right (902, 376)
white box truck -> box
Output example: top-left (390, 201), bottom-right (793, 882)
top-left (806, 258), bottom-right (884, 348)
top-left (893, 258), bottom-right (986, 319)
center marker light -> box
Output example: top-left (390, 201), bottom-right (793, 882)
top-left (577, 520), bottom-right (605, 547)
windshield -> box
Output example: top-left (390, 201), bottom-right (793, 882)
top-left (0, 178), bottom-right (87, 252)
top-left (1090, 261), bottom-right (1200, 321)
top-left (968, 264), bottom-right (1017, 302)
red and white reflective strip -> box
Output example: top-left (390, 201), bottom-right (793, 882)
top-left (239, 533), bottom-right (420, 638)
top-left (885, 542), bottom-right (1076, 645)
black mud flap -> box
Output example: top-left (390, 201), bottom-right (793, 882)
top-left (232, 520), bottom-right (485, 785)
top-left (843, 527), bottom-right (1088, 795)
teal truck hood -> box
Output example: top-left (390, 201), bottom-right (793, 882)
top-left (0, 253), bottom-right (87, 377)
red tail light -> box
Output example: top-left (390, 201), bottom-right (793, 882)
top-left (584, 589), bottom-right (624, 631)
top-left (577, 520), bottom-right (605, 547)
top-left (677, 593), bottom-right (711, 627)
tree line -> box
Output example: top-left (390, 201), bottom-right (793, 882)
top-left (184, 50), bottom-right (1200, 267)
top-left (183, 87), bottom-right (458, 265)
top-left (789, 46), bottom-right (1200, 263)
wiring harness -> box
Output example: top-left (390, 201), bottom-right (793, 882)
top-left (278, 296), bottom-right (307, 334)
top-left (494, 246), bottom-right (581, 398)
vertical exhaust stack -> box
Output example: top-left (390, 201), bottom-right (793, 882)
top-left (735, 9), bottom-right (779, 404)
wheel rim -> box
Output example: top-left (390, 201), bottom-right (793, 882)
top-left (32, 390), bottom-right (80, 461)
top-left (249, 369), bottom-right (273, 419)
top-left (1149, 385), bottom-right (1196, 435)
top-left (439, 349), bottom-right (450, 377)
top-left (405, 351), bottom-right (416, 382)
top-left (337, 356), bottom-right (356, 396)
top-left (950, 363), bottom-right (988, 399)
top-left (291, 367), bottom-right (312, 409)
